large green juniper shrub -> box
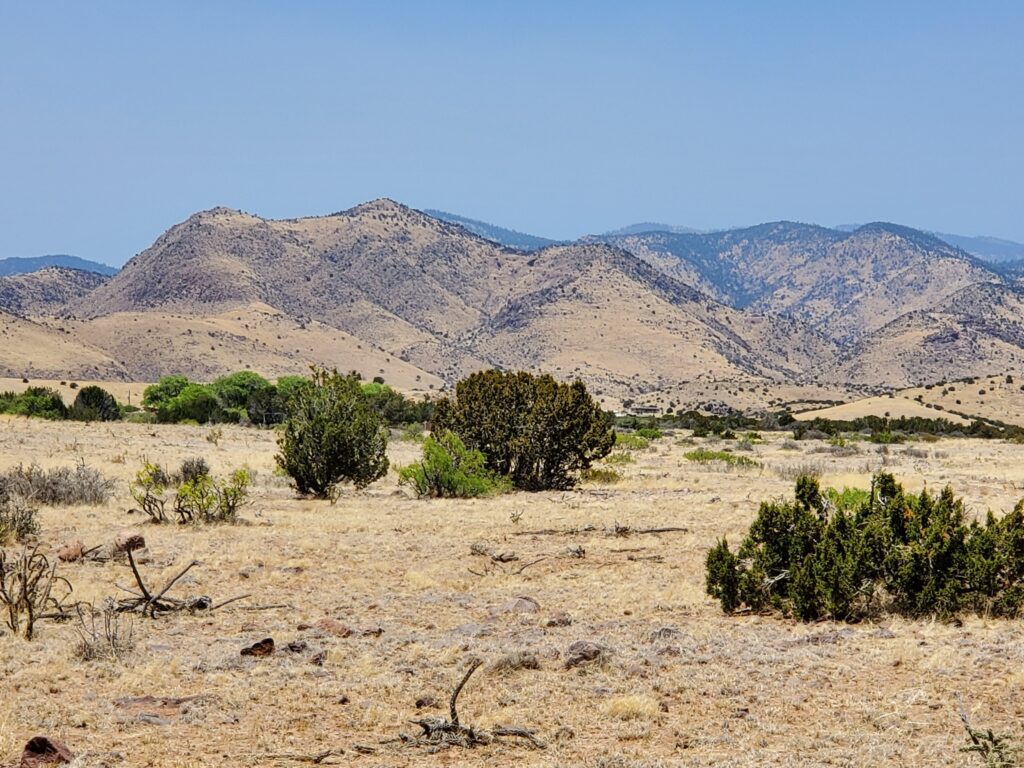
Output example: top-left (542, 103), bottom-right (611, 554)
top-left (70, 385), bottom-right (120, 422)
top-left (275, 368), bottom-right (389, 497)
top-left (432, 370), bottom-right (614, 491)
top-left (398, 430), bottom-right (510, 498)
top-left (706, 473), bottom-right (1024, 621)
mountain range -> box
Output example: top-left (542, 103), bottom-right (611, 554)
top-left (2, 201), bottom-right (1023, 412)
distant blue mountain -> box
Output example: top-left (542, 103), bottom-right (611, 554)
top-left (932, 233), bottom-right (1024, 264)
top-left (0, 254), bottom-right (118, 277)
top-left (602, 222), bottom-right (701, 236)
top-left (423, 210), bottom-right (557, 251)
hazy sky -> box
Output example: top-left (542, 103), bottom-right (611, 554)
top-left (2, 2), bottom-right (1022, 265)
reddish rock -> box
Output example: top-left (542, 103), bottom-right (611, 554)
top-left (240, 638), bottom-right (275, 657)
top-left (19, 736), bottom-right (75, 767)
top-left (114, 530), bottom-right (145, 553)
top-left (55, 540), bottom-right (84, 563)
top-left (315, 618), bottom-right (353, 638)
top-left (565, 640), bottom-right (608, 668)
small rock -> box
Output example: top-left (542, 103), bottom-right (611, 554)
top-left (136, 713), bottom-right (171, 726)
top-left (545, 611), bottom-right (572, 627)
top-left (454, 622), bottom-right (493, 638)
top-left (114, 530), bottom-right (145, 553)
top-left (56, 540), bottom-right (84, 563)
top-left (309, 651), bottom-right (326, 666)
top-left (415, 695), bottom-right (438, 709)
top-left (649, 626), bottom-right (681, 643)
top-left (315, 618), bottom-right (353, 638)
top-left (19, 736), bottom-right (75, 767)
top-left (240, 638), bottom-right (275, 657)
top-left (489, 596), bottom-right (540, 616)
top-left (286, 640), bottom-right (308, 653)
top-left (565, 640), bottom-right (608, 668)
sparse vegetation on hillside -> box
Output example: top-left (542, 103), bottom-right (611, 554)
top-left (433, 370), bottom-right (615, 491)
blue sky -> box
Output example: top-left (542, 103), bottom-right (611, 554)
top-left (2, 2), bottom-right (1022, 265)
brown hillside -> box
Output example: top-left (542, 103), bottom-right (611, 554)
top-left (0, 267), bottom-right (108, 317)
top-left (66, 201), bottom-right (838, 396)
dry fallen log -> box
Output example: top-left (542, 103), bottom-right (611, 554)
top-left (512, 523), bottom-right (687, 538)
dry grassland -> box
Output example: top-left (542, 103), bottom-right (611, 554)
top-left (2, 416), bottom-right (1024, 766)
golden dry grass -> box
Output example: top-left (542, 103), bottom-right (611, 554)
top-left (1, 418), bottom-right (1023, 766)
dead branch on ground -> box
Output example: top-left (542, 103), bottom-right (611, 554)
top-left (395, 659), bottom-right (545, 751)
top-left (114, 549), bottom-right (249, 617)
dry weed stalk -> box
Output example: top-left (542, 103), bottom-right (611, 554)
top-left (0, 546), bottom-right (76, 639)
top-left (74, 601), bottom-right (135, 661)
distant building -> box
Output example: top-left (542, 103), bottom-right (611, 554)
top-left (628, 405), bottom-right (660, 416)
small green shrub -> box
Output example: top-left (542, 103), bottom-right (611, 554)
top-left (580, 467), bottom-right (623, 484)
top-left (706, 473), bottom-right (1024, 622)
top-left (603, 451), bottom-right (635, 465)
top-left (684, 449), bottom-right (760, 469)
top-left (615, 433), bottom-right (650, 451)
top-left (399, 431), bottom-right (509, 498)
top-left (2, 387), bottom-right (68, 420)
top-left (177, 467), bottom-right (250, 524)
top-left (634, 427), bottom-right (663, 440)
top-left (129, 461), bottom-right (170, 522)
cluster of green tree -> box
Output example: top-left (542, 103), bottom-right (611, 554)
top-left (142, 371), bottom-right (431, 427)
top-left (275, 368), bottom-right (614, 498)
top-left (614, 408), bottom-right (1022, 441)
top-left (789, 414), bottom-right (1023, 441)
top-left (0, 385), bottom-right (120, 422)
top-left (706, 474), bottom-right (1024, 621)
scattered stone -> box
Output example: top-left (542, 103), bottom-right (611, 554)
top-left (787, 628), bottom-right (856, 647)
top-left (114, 530), bottom-right (145, 553)
top-left (19, 737), bottom-right (75, 767)
top-left (415, 695), bottom-right (439, 709)
top-left (454, 622), bottom-right (493, 638)
top-left (286, 640), bottom-right (308, 653)
top-left (55, 540), bottom-right (84, 563)
top-left (545, 611), bottom-right (572, 627)
top-left (871, 627), bottom-right (897, 639)
top-left (240, 638), bottom-right (275, 657)
top-left (136, 713), bottom-right (171, 726)
top-left (565, 640), bottom-right (608, 668)
top-left (310, 651), bottom-right (327, 666)
top-left (315, 618), bottom-right (353, 638)
top-left (649, 626), bottom-right (681, 643)
top-left (489, 596), bottom-right (540, 617)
